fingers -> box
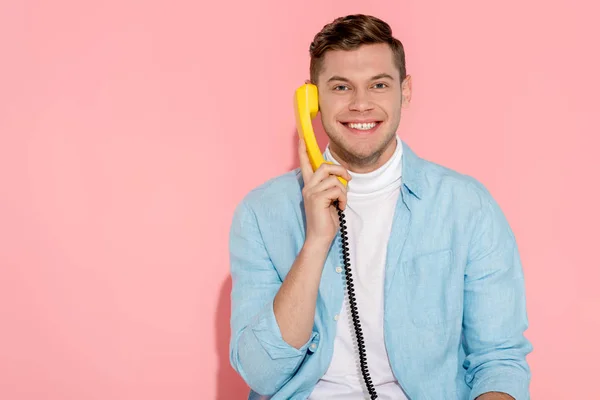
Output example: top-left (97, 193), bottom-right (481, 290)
top-left (303, 175), bottom-right (348, 211)
top-left (323, 186), bottom-right (347, 211)
top-left (298, 137), bottom-right (351, 210)
top-left (304, 162), bottom-right (351, 191)
top-left (311, 175), bottom-right (346, 198)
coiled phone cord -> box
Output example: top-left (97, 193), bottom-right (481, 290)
top-left (335, 201), bottom-right (378, 399)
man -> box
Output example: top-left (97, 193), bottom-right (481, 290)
top-left (229, 14), bottom-right (532, 400)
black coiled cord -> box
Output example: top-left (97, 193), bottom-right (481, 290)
top-left (335, 201), bottom-right (378, 399)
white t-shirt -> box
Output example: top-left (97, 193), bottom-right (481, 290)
top-left (308, 136), bottom-right (409, 400)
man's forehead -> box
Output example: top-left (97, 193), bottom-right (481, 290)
top-left (319, 46), bottom-right (398, 82)
top-left (319, 71), bottom-right (400, 85)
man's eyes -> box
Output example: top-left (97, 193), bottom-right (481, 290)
top-left (332, 83), bottom-right (388, 91)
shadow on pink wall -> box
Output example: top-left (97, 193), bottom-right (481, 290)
top-left (216, 276), bottom-right (250, 399)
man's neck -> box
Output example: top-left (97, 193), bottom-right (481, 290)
top-left (324, 136), bottom-right (403, 197)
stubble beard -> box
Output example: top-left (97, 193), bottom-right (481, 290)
top-left (325, 120), bottom-right (400, 170)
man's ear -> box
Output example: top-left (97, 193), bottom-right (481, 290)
top-left (401, 74), bottom-right (412, 107)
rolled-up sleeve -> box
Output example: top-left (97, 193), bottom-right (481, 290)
top-left (463, 186), bottom-right (533, 400)
top-left (228, 199), bottom-right (315, 395)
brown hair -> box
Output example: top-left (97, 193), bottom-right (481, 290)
top-left (309, 14), bottom-right (407, 84)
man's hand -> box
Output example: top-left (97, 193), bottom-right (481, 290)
top-left (476, 392), bottom-right (514, 400)
top-left (298, 138), bottom-right (351, 246)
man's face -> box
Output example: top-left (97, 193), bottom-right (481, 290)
top-left (316, 43), bottom-right (412, 173)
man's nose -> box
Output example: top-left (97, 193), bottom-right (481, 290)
top-left (348, 89), bottom-right (374, 112)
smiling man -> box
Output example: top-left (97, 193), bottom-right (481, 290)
top-left (229, 14), bottom-right (532, 400)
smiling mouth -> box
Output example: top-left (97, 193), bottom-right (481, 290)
top-left (340, 121), bottom-right (383, 134)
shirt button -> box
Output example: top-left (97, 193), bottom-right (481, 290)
top-left (335, 266), bottom-right (342, 273)
top-left (310, 343), bottom-right (317, 350)
top-left (334, 314), bottom-right (339, 321)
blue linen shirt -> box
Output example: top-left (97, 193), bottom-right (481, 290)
top-left (228, 140), bottom-right (532, 400)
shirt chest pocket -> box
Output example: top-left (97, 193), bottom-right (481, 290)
top-left (402, 249), bottom-right (463, 329)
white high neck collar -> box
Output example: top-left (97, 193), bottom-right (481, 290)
top-left (324, 136), bottom-right (403, 198)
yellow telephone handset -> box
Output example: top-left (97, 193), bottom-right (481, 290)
top-left (294, 83), bottom-right (348, 187)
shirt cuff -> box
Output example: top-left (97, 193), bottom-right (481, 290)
top-left (470, 372), bottom-right (529, 400)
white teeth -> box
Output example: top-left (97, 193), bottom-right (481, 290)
top-left (347, 122), bottom-right (377, 130)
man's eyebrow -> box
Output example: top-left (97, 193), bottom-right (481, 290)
top-left (326, 75), bottom-right (350, 83)
top-left (371, 73), bottom-right (395, 81)
top-left (326, 73), bottom-right (395, 83)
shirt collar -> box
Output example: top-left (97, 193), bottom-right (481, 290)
top-left (399, 140), bottom-right (425, 200)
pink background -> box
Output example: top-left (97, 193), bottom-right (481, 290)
top-left (1, 1), bottom-right (599, 399)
